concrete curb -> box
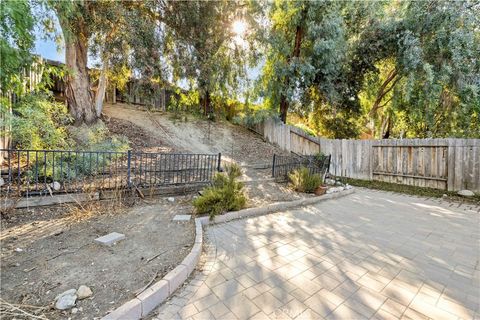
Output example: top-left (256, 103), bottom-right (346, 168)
top-left (197, 188), bottom-right (355, 226)
top-left (101, 218), bottom-right (203, 320)
top-left (101, 188), bottom-right (354, 319)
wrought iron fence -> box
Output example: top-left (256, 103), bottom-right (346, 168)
top-left (0, 149), bottom-right (221, 196)
top-left (272, 153), bottom-right (331, 181)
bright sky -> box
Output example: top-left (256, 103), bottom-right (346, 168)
top-left (34, 36), bottom-right (63, 62)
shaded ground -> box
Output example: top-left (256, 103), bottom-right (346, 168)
top-left (104, 116), bottom-right (174, 153)
top-left (1, 196), bottom-right (195, 319)
top-left (154, 189), bottom-right (479, 320)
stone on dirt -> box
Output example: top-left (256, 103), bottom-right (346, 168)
top-left (77, 285), bottom-right (93, 299)
top-left (55, 289), bottom-right (77, 301)
top-left (173, 215), bottom-right (191, 221)
top-left (51, 181), bottom-right (61, 191)
top-left (457, 190), bottom-right (475, 197)
top-left (55, 289), bottom-right (77, 310)
top-left (168, 197), bottom-right (175, 202)
top-left (94, 232), bottom-right (126, 246)
top-left (0, 177), bottom-right (4, 187)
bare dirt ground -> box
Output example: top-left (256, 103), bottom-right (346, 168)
top-left (1, 196), bottom-right (195, 319)
top-left (104, 104), bottom-right (288, 165)
top-left (103, 104), bottom-right (302, 206)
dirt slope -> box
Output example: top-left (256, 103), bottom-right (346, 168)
top-left (104, 104), bottom-right (287, 165)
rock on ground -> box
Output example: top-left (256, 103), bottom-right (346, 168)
top-left (77, 285), bottom-right (93, 299)
top-left (55, 291), bottom-right (77, 310)
top-left (458, 190), bottom-right (475, 197)
top-left (55, 289), bottom-right (76, 301)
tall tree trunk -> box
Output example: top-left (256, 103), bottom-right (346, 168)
top-left (95, 61), bottom-right (108, 117)
top-left (279, 9), bottom-right (306, 123)
top-left (202, 90), bottom-right (212, 117)
top-left (58, 10), bottom-right (97, 126)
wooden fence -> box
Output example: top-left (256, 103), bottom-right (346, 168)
top-left (251, 118), bottom-right (480, 192)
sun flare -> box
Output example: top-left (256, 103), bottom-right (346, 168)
top-left (232, 20), bottom-right (247, 36)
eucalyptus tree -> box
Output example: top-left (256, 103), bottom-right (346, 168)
top-left (357, 0), bottom-right (480, 138)
top-left (259, 0), bottom-right (480, 138)
top-left (161, 0), bottom-right (253, 116)
top-left (258, 0), bottom-right (381, 136)
top-left (51, 0), bottom-right (161, 125)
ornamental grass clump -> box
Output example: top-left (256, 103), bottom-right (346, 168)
top-left (193, 163), bottom-right (247, 220)
top-left (288, 166), bottom-right (322, 193)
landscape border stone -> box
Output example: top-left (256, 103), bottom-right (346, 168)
top-left (101, 218), bottom-right (204, 320)
top-left (197, 188), bottom-right (355, 226)
top-left (101, 188), bottom-right (354, 319)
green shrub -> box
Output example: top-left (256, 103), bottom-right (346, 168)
top-left (232, 108), bottom-right (277, 127)
top-left (193, 163), bottom-right (247, 220)
top-left (68, 122), bottom-right (129, 152)
top-left (9, 92), bottom-right (72, 150)
top-left (291, 123), bottom-right (316, 137)
top-left (288, 167), bottom-right (322, 193)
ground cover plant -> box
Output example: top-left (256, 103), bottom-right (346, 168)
top-left (288, 167), bottom-right (322, 193)
top-left (193, 163), bottom-right (247, 219)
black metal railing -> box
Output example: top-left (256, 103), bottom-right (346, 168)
top-left (0, 149), bottom-right (221, 196)
top-left (272, 153), bottom-right (331, 181)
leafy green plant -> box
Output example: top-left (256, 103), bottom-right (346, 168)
top-left (193, 163), bottom-right (247, 220)
top-left (9, 92), bottom-right (72, 150)
top-left (288, 167), bottom-right (322, 193)
top-left (291, 123), bottom-right (316, 137)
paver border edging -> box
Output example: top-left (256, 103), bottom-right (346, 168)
top-left (101, 188), bottom-right (354, 319)
top-left (101, 218), bottom-right (204, 320)
top-left (197, 188), bottom-right (355, 226)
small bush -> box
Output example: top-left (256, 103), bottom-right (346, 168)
top-left (193, 163), bottom-right (247, 219)
top-left (9, 92), bottom-right (72, 150)
top-left (288, 167), bottom-right (322, 193)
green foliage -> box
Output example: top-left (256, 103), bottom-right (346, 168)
top-left (290, 123), bottom-right (316, 137)
top-left (193, 163), bottom-right (247, 220)
top-left (288, 167), bottom-right (322, 193)
top-left (8, 93), bottom-right (71, 150)
top-left (68, 122), bottom-right (129, 152)
top-left (257, 0), bottom-right (480, 138)
top-left (163, 0), bottom-right (256, 114)
top-left (232, 108), bottom-right (277, 127)
top-left (0, 0), bottom-right (35, 93)
top-left (6, 93), bottom-right (128, 182)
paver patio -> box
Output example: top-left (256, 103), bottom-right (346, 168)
top-left (154, 189), bottom-right (479, 319)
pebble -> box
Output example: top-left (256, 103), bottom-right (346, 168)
top-left (77, 285), bottom-right (93, 299)
top-left (51, 181), bottom-right (61, 191)
top-left (15, 248), bottom-right (23, 252)
top-left (167, 197), bottom-right (175, 202)
top-left (71, 308), bottom-right (79, 314)
top-left (0, 177), bottom-right (4, 187)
